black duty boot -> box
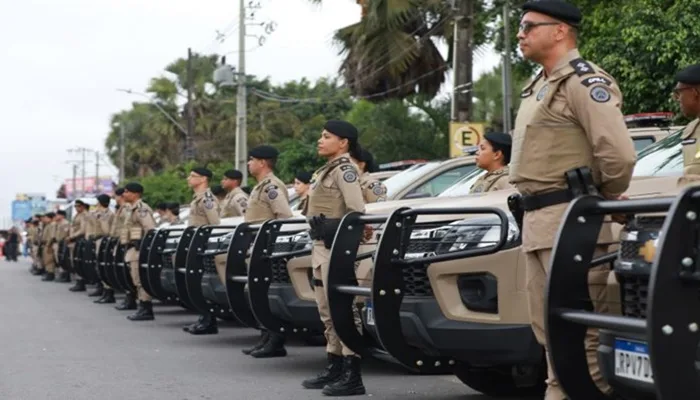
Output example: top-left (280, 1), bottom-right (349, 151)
top-left (114, 292), bottom-right (137, 310)
top-left (242, 330), bottom-right (270, 355)
top-left (321, 356), bottom-right (366, 396)
top-left (182, 314), bottom-right (206, 332)
top-left (31, 268), bottom-right (45, 276)
top-left (302, 353), bottom-right (344, 389)
top-left (69, 279), bottom-right (87, 292)
top-left (56, 271), bottom-right (71, 283)
top-left (41, 272), bottom-right (56, 282)
top-left (187, 316), bottom-right (219, 335)
top-left (95, 289), bottom-right (116, 304)
top-left (250, 332), bottom-right (287, 358)
top-left (127, 301), bottom-right (155, 321)
top-left (87, 282), bottom-right (104, 297)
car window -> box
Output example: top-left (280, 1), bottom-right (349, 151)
top-left (437, 168), bottom-right (487, 197)
top-left (383, 162), bottom-right (438, 198)
top-left (633, 137), bottom-right (655, 153)
top-left (404, 164), bottom-right (477, 198)
top-left (632, 129), bottom-right (683, 177)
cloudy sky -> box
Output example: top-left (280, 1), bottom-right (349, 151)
top-left (0, 0), bottom-right (500, 226)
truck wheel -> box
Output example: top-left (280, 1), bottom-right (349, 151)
top-left (454, 365), bottom-right (545, 397)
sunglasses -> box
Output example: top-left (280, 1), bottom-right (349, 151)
top-left (672, 86), bottom-right (696, 100)
top-left (519, 21), bottom-right (560, 34)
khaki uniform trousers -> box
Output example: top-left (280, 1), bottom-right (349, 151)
top-left (42, 243), bottom-right (56, 273)
top-left (126, 247), bottom-right (150, 302)
top-left (526, 246), bottom-right (615, 400)
top-left (214, 253), bottom-right (228, 286)
top-left (31, 245), bottom-right (39, 266)
top-left (312, 242), bottom-right (362, 357)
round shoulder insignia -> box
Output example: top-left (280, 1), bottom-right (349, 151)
top-left (267, 189), bottom-right (278, 200)
top-left (203, 197), bottom-right (214, 210)
top-left (372, 184), bottom-right (384, 196)
top-left (590, 86), bottom-right (611, 103)
top-left (343, 170), bottom-right (358, 183)
top-left (138, 208), bottom-right (149, 217)
top-left (536, 84), bottom-right (549, 101)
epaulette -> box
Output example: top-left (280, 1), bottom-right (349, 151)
top-left (569, 58), bottom-right (595, 77)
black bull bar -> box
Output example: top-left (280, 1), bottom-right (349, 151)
top-left (141, 227), bottom-right (185, 302)
top-left (327, 206), bottom-right (509, 373)
top-left (546, 189), bottom-right (700, 400)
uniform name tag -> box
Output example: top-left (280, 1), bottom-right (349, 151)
top-left (683, 138), bottom-right (697, 145)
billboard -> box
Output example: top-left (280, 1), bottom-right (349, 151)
top-left (11, 193), bottom-right (50, 225)
top-left (64, 176), bottom-right (115, 199)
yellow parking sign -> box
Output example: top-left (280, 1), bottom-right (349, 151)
top-left (449, 122), bottom-right (484, 158)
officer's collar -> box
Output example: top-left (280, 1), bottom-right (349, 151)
top-left (192, 187), bottom-right (210, 198)
top-left (485, 165), bottom-right (509, 176)
top-left (328, 152), bottom-right (350, 163)
top-left (546, 48), bottom-right (581, 81)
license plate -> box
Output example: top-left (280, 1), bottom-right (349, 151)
top-left (614, 339), bottom-right (654, 383)
top-left (365, 301), bottom-right (375, 326)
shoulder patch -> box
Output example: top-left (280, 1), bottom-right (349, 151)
top-left (138, 208), bottom-right (149, 218)
top-left (590, 86), bottom-right (611, 103)
top-left (570, 59), bottom-right (595, 76)
top-left (536, 85), bottom-right (549, 101)
top-left (343, 170), bottom-right (358, 183)
top-left (267, 189), bottom-right (278, 200)
top-left (339, 164), bottom-right (355, 172)
top-left (581, 76), bottom-right (612, 87)
top-left (203, 196), bottom-right (214, 210)
top-left (372, 183), bottom-right (385, 196)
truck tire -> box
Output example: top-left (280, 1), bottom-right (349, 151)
top-left (454, 365), bottom-right (545, 397)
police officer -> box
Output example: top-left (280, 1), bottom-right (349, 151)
top-left (510, 2), bottom-right (636, 399)
top-left (351, 147), bottom-right (387, 203)
top-left (100, 188), bottom-right (129, 305)
top-left (240, 145), bottom-right (294, 358)
top-left (27, 218), bottom-right (39, 273)
top-left (220, 169), bottom-right (249, 218)
top-left (31, 214), bottom-right (46, 276)
top-left (120, 183), bottom-right (157, 321)
top-left (87, 194), bottom-right (115, 298)
top-left (302, 120), bottom-right (366, 396)
top-left (68, 200), bottom-right (89, 291)
top-left (40, 213), bottom-right (57, 281)
top-left (469, 132), bottom-right (513, 194)
top-left (211, 184), bottom-right (227, 202)
top-left (161, 202), bottom-right (182, 225)
top-left (294, 171), bottom-right (312, 211)
top-left (53, 210), bottom-right (71, 282)
top-left (182, 167), bottom-right (222, 334)
top-left (675, 64), bottom-right (700, 175)
top-left (155, 202), bottom-right (168, 226)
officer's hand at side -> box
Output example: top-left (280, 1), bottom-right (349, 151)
top-left (611, 193), bottom-right (630, 225)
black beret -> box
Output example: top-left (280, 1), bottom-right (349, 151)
top-left (115, 188), bottom-right (125, 196)
top-left (97, 194), bottom-right (111, 206)
top-left (45, 212), bottom-right (56, 218)
top-left (484, 132), bottom-right (513, 148)
top-left (74, 200), bottom-right (87, 207)
top-left (155, 202), bottom-right (167, 211)
top-left (248, 145), bottom-right (279, 160)
top-left (211, 185), bottom-right (226, 196)
top-left (224, 169), bottom-right (243, 180)
top-left (124, 182), bottom-right (144, 194)
top-left (324, 120), bottom-right (358, 140)
top-left (295, 171), bottom-right (313, 184)
top-left (191, 167), bottom-right (213, 178)
top-left (35, 214), bottom-right (44, 218)
top-left (676, 64), bottom-right (700, 85)
top-left (57, 210), bottom-right (67, 217)
top-left (522, 0), bottom-right (582, 27)
top-left (166, 202), bottom-right (180, 212)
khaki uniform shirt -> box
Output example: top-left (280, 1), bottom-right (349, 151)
top-left (27, 226), bottom-right (37, 244)
top-left (359, 172), bottom-right (387, 203)
top-left (245, 172), bottom-right (293, 224)
top-left (55, 219), bottom-right (70, 242)
top-left (120, 200), bottom-right (156, 244)
top-left (188, 189), bottom-right (221, 227)
top-left (681, 118), bottom-right (700, 175)
top-left (69, 211), bottom-right (87, 240)
top-left (304, 153), bottom-right (365, 219)
top-left (469, 166), bottom-right (512, 194)
top-left (221, 187), bottom-right (249, 218)
top-left (41, 221), bottom-right (56, 244)
top-left (94, 208), bottom-right (114, 237)
top-left (509, 49), bottom-right (636, 252)
top-left (110, 204), bottom-right (131, 238)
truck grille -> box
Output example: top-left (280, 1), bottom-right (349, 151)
top-left (270, 259), bottom-right (291, 283)
top-left (402, 264), bottom-right (432, 297)
top-left (406, 239), bottom-right (439, 255)
top-left (162, 253), bottom-right (174, 270)
top-left (620, 275), bottom-right (649, 319)
top-left (202, 255), bottom-right (217, 273)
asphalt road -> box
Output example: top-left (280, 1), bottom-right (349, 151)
top-left (0, 258), bottom-right (526, 400)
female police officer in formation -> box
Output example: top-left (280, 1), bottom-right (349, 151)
top-left (351, 147), bottom-right (387, 203)
top-left (301, 120), bottom-right (367, 397)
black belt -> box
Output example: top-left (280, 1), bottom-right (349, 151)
top-left (521, 189), bottom-right (574, 212)
top-left (313, 278), bottom-right (323, 287)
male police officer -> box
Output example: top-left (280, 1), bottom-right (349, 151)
top-left (87, 194), bottom-right (115, 298)
top-left (241, 145), bottom-right (294, 358)
top-left (220, 169), bottom-right (249, 218)
top-left (40, 213), bottom-right (57, 281)
top-left (100, 188), bottom-right (128, 305)
top-left (510, 2), bottom-right (636, 399)
top-left (121, 183), bottom-right (157, 321)
top-left (53, 210), bottom-right (71, 282)
top-left (182, 167), bottom-right (222, 335)
top-left (68, 200), bottom-right (89, 291)
top-left (674, 64), bottom-right (700, 175)
top-left (469, 132), bottom-right (513, 194)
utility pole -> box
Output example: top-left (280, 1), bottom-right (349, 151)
top-left (81, 148), bottom-right (87, 197)
top-left (501, 1), bottom-right (513, 133)
top-left (119, 124), bottom-right (126, 183)
top-left (237, 0), bottom-right (248, 182)
top-left (72, 164), bottom-right (78, 201)
top-left (185, 47), bottom-right (196, 161)
top-left (451, 0), bottom-right (474, 123)
top-left (95, 151), bottom-right (100, 195)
